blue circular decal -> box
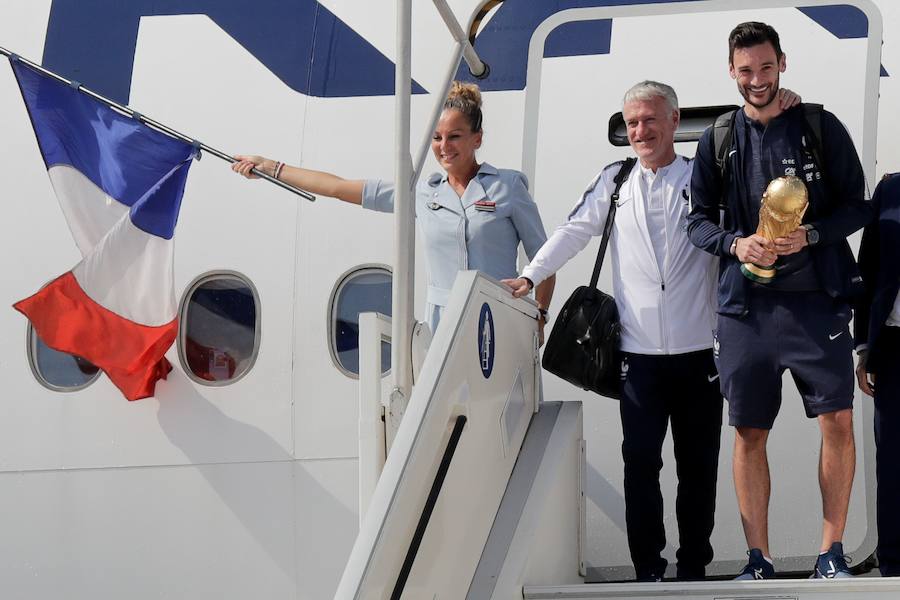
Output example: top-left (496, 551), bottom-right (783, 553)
top-left (478, 302), bottom-right (495, 378)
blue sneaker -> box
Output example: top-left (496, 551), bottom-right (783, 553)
top-left (734, 549), bottom-right (775, 580)
top-left (812, 542), bottom-right (853, 578)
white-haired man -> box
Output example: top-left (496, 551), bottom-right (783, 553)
top-left (504, 81), bottom-right (799, 581)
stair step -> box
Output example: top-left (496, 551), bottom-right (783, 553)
top-left (524, 578), bottom-right (900, 599)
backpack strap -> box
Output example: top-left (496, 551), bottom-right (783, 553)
top-left (800, 102), bottom-right (825, 180)
top-left (589, 157), bottom-right (637, 289)
top-left (712, 109), bottom-right (738, 210)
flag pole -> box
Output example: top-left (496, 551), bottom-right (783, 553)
top-left (0, 45), bottom-right (315, 202)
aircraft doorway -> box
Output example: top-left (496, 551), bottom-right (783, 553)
top-left (521, 2), bottom-right (880, 581)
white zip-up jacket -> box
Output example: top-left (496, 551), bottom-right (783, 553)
top-left (523, 156), bottom-right (717, 355)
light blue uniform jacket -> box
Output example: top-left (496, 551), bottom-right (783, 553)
top-left (362, 162), bottom-right (548, 331)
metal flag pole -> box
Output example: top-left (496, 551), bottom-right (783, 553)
top-left (0, 45), bottom-right (315, 202)
top-left (389, 0), bottom-right (415, 416)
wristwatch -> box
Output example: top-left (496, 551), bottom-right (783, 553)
top-left (803, 224), bottom-right (820, 245)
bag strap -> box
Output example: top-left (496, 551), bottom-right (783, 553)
top-left (589, 157), bottom-right (637, 289)
top-left (801, 102), bottom-right (826, 180)
top-left (712, 109), bottom-right (737, 210)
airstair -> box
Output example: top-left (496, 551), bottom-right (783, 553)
top-left (338, 272), bottom-right (900, 600)
top-left (525, 579), bottom-right (900, 600)
top-left (338, 272), bottom-right (583, 598)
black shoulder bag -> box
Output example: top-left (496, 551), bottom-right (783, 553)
top-left (541, 157), bottom-right (636, 399)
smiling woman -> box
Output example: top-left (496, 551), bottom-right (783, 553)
top-left (231, 81), bottom-right (555, 335)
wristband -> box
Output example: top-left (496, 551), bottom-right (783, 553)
top-left (730, 236), bottom-right (740, 256)
top-left (523, 277), bottom-right (534, 291)
top-left (538, 308), bottom-right (549, 320)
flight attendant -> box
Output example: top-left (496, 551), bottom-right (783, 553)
top-left (233, 81), bottom-right (554, 333)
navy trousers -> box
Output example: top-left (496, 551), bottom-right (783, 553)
top-left (871, 326), bottom-right (900, 576)
top-left (620, 349), bottom-right (723, 580)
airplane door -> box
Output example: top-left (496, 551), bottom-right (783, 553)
top-left (521, 2), bottom-right (880, 580)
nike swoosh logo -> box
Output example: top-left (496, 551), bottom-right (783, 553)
top-left (708, 374), bottom-right (719, 383)
top-left (829, 332), bottom-right (844, 341)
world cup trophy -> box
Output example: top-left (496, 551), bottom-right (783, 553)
top-left (741, 175), bottom-right (809, 283)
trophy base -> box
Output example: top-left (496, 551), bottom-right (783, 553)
top-left (741, 262), bottom-right (775, 284)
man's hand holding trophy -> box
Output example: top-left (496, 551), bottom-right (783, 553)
top-left (736, 175), bottom-right (809, 283)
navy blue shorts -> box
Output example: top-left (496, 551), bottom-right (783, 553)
top-left (715, 289), bottom-right (854, 429)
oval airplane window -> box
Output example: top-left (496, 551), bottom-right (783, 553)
top-left (28, 325), bottom-right (100, 391)
top-left (330, 266), bottom-right (392, 378)
top-left (179, 272), bottom-right (260, 385)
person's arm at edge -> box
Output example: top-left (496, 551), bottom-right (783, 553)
top-left (855, 179), bottom-right (886, 396)
top-left (508, 171), bottom-right (557, 315)
top-left (232, 155), bottom-right (365, 204)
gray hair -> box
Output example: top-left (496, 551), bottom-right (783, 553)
top-left (622, 80), bottom-right (679, 113)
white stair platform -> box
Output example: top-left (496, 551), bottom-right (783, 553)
top-left (524, 578), bottom-right (900, 600)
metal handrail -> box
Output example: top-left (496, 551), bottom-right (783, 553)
top-left (432, 0), bottom-right (488, 78)
top-left (394, 0), bottom-right (492, 416)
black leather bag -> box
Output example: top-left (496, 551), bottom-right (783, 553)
top-left (542, 158), bottom-right (636, 399)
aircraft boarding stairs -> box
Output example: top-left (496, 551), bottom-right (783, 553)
top-left (335, 272), bottom-right (900, 600)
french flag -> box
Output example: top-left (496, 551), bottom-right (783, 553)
top-left (10, 58), bottom-right (197, 400)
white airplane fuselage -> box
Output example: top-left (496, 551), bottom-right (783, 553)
top-left (0, 1), bottom-right (898, 597)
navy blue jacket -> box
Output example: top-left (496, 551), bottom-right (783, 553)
top-left (855, 173), bottom-right (900, 368)
top-left (687, 104), bottom-right (871, 315)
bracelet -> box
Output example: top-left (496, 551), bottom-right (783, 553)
top-left (730, 236), bottom-right (740, 256)
top-left (538, 308), bottom-right (549, 320)
top-left (273, 161), bottom-right (285, 180)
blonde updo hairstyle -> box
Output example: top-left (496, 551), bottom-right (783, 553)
top-left (443, 81), bottom-right (483, 133)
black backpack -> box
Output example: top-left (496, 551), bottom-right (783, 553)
top-left (542, 158), bottom-right (636, 399)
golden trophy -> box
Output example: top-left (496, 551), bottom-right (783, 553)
top-left (741, 175), bottom-right (809, 283)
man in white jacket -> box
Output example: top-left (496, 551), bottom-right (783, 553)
top-left (504, 80), bottom-right (723, 581)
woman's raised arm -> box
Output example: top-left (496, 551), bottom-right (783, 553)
top-left (232, 155), bottom-right (365, 204)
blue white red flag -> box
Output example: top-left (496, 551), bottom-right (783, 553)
top-left (10, 58), bottom-right (197, 400)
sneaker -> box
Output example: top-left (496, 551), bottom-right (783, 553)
top-left (812, 542), bottom-right (853, 578)
top-left (734, 548), bottom-right (775, 580)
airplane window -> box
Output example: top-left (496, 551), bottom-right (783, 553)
top-left (28, 325), bottom-right (100, 391)
top-left (179, 272), bottom-right (260, 385)
top-left (330, 267), bottom-right (392, 377)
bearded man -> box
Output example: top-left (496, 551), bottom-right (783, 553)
top-left (687, 21), bottom-right (872, 580)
